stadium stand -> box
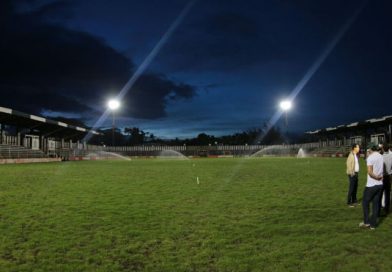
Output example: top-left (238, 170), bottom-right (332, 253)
top-left (306, 115), bottom-right (392, 148)
top-left (1, 105), bottom-right (391, 162)
top-left (0, 144), bottom-right (46, 159)
top-left (0, 106), bottom-right (100, 162)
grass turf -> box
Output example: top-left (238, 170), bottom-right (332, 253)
top-left (0, 157), bottom-right (391, 271)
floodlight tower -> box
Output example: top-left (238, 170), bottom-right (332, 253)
top-left (279, 100), bottom-right (292, 128)
top-left (107, 99), bottom-right (120, 146)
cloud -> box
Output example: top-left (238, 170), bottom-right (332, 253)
top-left (157, 11), bottom-right (286, 73)
top-left (0, 0), bottom-right (196, 121)
top-left (124, 73), bottom-right (195, 119)
top-left (154, 1), bottom-right (367, 74)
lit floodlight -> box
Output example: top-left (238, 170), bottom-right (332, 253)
top-left (279, 100), bottom-right (292, 111)
top-left (107, 99), bottom-right (120, 146)
top-left (108, 99), bottom-right (120, 111)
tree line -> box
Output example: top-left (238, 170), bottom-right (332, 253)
top-left (48, 117), bottom-right (312, 146)
top-left (87, 125), bottom-right (312, 146)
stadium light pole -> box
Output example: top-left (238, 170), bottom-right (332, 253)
top-left (279, 100), bottom-right (292, 129)
top-left (107, 99), bottom-right (120, 146)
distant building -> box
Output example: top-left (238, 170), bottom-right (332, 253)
top-left (306, 115), bottom-right (392, 148)
top-left (0, 106), bottom-right (100, 159)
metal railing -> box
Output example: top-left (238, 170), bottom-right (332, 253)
top-left (0, 145), bottom-right (46, 159)
top-left (1, 136), bottom-right (352, 160)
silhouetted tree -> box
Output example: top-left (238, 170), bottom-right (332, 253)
top-left (89, 128), bottom-right (127, 146)
top-left (188, 133), bottom-right (217, 145)
top-left (89, 124), bottom-right (292, 146)
top-left (124, 127), bottom-right (145, 145)
top-left (259, 125), bottom-right (284, 145)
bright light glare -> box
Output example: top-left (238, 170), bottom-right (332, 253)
top-left (280, 100), bottom-right (292, 111)
top-left (108, 99), bottom-right (120, 110)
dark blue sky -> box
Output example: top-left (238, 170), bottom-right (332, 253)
top-left (1, 0), bottom-right (391, 138)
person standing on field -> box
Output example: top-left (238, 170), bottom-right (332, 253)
top-left (381, 143), bottom-right (392, 215)
top-left (359, 143), bottom-right (384, 230)
top-left (346, 143), bottom-right (360, 207)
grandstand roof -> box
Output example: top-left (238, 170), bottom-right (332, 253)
top-left (0, 106), bottom-right (101, 139)
top-left (306, 115), bottom-right (392, 134)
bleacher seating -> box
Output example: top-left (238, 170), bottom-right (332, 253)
top-left (308, 146), bottom-right (349, 157)
top-left (0, 144), bottom-right (48, 159)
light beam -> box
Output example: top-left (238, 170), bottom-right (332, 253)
top-left (254, 0), bottom-right (368, 145)
top-left (83, 0), bottom-right (197, 143)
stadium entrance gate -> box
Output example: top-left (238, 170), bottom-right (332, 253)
top-left (370, 133), bottom-right (385, 145)
top-left (24, 135), bottom-right (40, 150)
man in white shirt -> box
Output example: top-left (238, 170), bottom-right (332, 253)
top-left (381, 143), bottom-right (392, 214)
top-left (359, 142), bottom-right (384, 229)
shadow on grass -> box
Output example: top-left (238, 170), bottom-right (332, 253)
top-left (377, 209), bottom-right (390, 226)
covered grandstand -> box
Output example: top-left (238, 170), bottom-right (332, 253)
top-left (3, 106), bottom-right (390, 162)
top-left (0, 106), bottom-right (100, 162)
top-left (306, 115), bottom-right (392, 148)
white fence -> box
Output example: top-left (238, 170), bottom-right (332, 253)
top-left (0, 131), bottom-right (345, 159)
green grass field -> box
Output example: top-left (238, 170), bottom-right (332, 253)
top-left (1, 157), bottom-right (391, 271)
